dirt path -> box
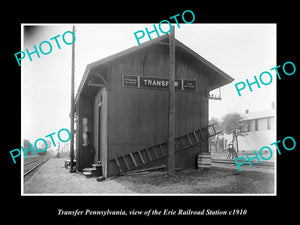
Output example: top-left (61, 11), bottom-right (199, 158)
top-left (24, 158), bottom-right (134, 194)
top-left (24, 158), bottom-right (274, 195)
top-left (114, 166), bottom-right (274, 194)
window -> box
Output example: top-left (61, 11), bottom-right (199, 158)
top-left (255, 119), bottom-right (259, 131)
top-left (267, 118), bottom-right (271, 130)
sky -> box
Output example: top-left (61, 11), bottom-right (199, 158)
top-left (21, 23), bottom-right (276, 142)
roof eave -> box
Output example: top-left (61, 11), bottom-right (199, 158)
top-left (75, 34), bottom-right (235, 103)
top-left (175, 39), bottom-right (234, 90)
top-left (75, 35), bottom-right (171, 105)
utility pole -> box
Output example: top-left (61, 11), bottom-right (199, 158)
top-left (168, 26), bottom-right (175, 175)
top-left (70, 25), bottom-right (75, 173)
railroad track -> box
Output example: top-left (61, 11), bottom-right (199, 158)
top-left (24, 157), bottom-right (50, 181)
top-left (212, 159), bottom-right (275, 168)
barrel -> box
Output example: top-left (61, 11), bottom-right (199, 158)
top-left (197, 152), bottom-right (211, 169)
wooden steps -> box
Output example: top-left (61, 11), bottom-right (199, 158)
top-left (109, 123), bottom-right (220, 175)
top-left (83, 161), bottom-right (103, 178)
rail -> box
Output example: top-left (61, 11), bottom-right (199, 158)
top-left (24, 158), bottom-right (50, 177)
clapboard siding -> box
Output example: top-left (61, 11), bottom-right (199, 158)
top-left (75, 36), bottom-right (233, 177)
top-left (105, 46), bottom-right (209, 176)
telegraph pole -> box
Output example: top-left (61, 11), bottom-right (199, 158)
top-left (70, 25), bottom-right (75, 173)
top-left (168, 26), bottom-right (175, 175)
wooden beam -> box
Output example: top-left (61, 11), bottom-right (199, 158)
top-left (70, 25), bottom-right (76, 173)
top-left (193, 131), bottom-right (200, 143)
top-left (137, 150), bottom-right (146, 164)
top-left (122, 156), bottom-right (130, 171)
top-left (87, 83), bottom-right (105, 87)
top-left (168, 26), bottom-right (175, 176)
top-left (145, 148), bottom-right (153, 161)
top-left (120, 165), bottom-right (167, 176)
top-left (186, 134), bottom-right (193, 146)
top-left (114, 158), bottom-right (123, 173)
top-left (129, 153), bottom-right (138, 167)
top-left (152, 147), bottom-right (159, 159)
top-left (153, 41), bottom-right (170, 46)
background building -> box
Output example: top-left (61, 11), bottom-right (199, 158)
top-left (224, 102), bottom-right (276, 153)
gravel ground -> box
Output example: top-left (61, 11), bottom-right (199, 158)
top-left (115, 166), bottom-right (274, 194)
top-left (24, 157), bottom-right (274, 195)
top-left (24, 158), bottom-right (134, 194)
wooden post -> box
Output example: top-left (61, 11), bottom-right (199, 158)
top-left (168, 26), bottom-right (175, 175)
top-left (70, 25), bottom-right (76, 173)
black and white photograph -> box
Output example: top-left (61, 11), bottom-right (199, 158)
top-left (21, 23), bottom-right (276, 195)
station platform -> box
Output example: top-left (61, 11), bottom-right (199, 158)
top-left (23, 158), bottom-right (134, 194)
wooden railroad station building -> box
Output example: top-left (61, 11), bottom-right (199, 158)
top-left (74, 34), bottom-right (234, 178)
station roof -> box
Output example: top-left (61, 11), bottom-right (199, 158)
top-left (75, 34), bottom-right (234, 104)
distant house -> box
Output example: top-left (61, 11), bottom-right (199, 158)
top-left (224, 102), bottom-right (276, 152)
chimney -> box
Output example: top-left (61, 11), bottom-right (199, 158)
top-left (245, 109), bottom-right (249, 114)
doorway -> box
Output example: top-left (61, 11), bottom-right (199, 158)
top-left (94, 87), bottom-right (107, 177)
